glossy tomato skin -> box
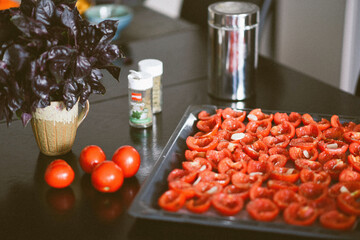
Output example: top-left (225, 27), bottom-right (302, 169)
top-left (45, 159), bottom-right (75, 188)
top-left (91, 161), bottom-right (124, 193)
top-left (211, 192), bottom-right (244, 216)
top-left (158, 190), bottom-right (186, 212)
top-left (246, 198), bottom-right (279, 221)
top-left (320, 210), bottom-right (357, 230)
top-left (283, 203), bottom-right (318, 226)
top-left (79, 145), bottom-right (106, 173)
top-left (112, 145), bottom-right (141, 178)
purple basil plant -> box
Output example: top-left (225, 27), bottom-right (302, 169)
top-left (0, 0), bottom-right (123, 126)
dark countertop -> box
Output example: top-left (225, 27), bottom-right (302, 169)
top-left (1, 5), bottom-right (360, 240)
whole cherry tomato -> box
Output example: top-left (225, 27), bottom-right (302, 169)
top-left (91, 161), bottom-right (124, 193)
top-left (79, 145), bottom-right (106, 173)
top-left (44, 159), bottom-right (75, 188)
top-left (112, 145), bottom-right (141, 178)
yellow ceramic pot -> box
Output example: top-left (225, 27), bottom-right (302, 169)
top-left (31, 100), bottom-right (90, 156)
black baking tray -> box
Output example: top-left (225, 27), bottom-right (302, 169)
top-left (128, 105), bottom-right (360, 239)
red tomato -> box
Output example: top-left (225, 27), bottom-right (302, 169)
top-left (323, 159), bottom-right (348, 180)
top-left (211, 192), bottom-right (244, 216)
top-left (186, 136), bottom-right (218, 152)
top-left (167, 169), bottom-right (197, 184)
top-left (316, 118), bottom-right (331, 131)
top-left (289, 137), bottom-right (318, 150)
top-left (221, 117), bottom-right (245, 134)
top-left (44, 159), bottom-right (75, 189)
top-left (182, 157), bottom-right (212, 173)
top-left (262, 135), bottom-right (290, 149)
top-left (168, 181), bottom-right (196, 199)
top-left (295, 123), bottom-right (322, 141)
top-left (217, 158), bottom-right (247, 176)
top-left (198, 170), bottom-right (230, 187)
top-left (299, 169), bottom-right (331, 186)
top-left (274, 112), bottom-right (289, 125)
top-left (267, 180), bottom-right (299, 192)
top-left (289, 146), bottom-right (318, 161)
top-left (273, 189), bottom-right (306, 210)
top-left (223, 184), bottom-right (250, 201)
top-left (349, 143), bottom-right (360, 156)
top-left (322, 127), bottom-right (344, 141)
top-left (158, 190), bottom-right (186, 212)
top-left (91, 161), bottom-right (124, 193)
top-left (328, 181), bottom-right (360, 198)
top-left (243, 140), bottom-right (268, 159)
top-left (339, 168), bottom-right (360, 182)
top-left (184, 150), bottom-right (206, 161)
top-left (318, 151), bottom-right (345, 165)
top-left (221, 108), bottom-right (246, 121)
top-left (249, 182), bottom-right (275, 200)
top-left (196, 115), bottom-right (221, 133)
top-left (206, 148), bottom-right (232, 169)
top-left (294, 159), bottom-right (322, 172)
top-left (320, 210), bottom-right (356, 230)
top-left (79, 145), bottom-right (106, 173)
top-left (265, 154), bottom-right (288, 168)
top-left (246, 198), bottom-right (279, 221)
top-left (245, 120), bottom-right (271, 137)
top-left (247, 159), bottom-right (273, 181)
top-left (248, 109), bottom-right (273, 122)
top-left (283, 203), bottom-right (318, 226)
top-left (270, 167), bottom-right (299, 183)
top-left (270, 121), bottom-right (295, 139)
top-left (337, 190), bottom-right (360, 215)
top-left (112, 145), bottom-right (141, 178)
top-left (185, 195), bottom-right (211, 213)
top-left (193, 181), bottom-right (223, 196)
top-left (231, 172), bottom-right (262, 189)
top-left (330, 114), bottom-right (342, 128)
top-left (343, 131), bottom-right (360, 144)
top-left (298, 182), bottom-right (327, 202)
top-left (302, 113), bottom-right (316, 125)
top-left (309, 196), bottom-right (336, 215)
top-left (318, 140), bottom-right (348, 155)
top-left (348, 154), bottom-right (360, 172)
top-left (288, 112), bottom-right (302, 127)
top-left (268, 147), bottom-right (290, 160)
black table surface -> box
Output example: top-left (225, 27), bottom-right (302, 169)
top-left (2, 5), bottom-right (360, 240)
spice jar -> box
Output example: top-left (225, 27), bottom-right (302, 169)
top-left (138, 59), bottom-right (163, 114)
top-left (128, 70), bottom-right (153, 128)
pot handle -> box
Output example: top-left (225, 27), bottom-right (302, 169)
top-left (77, 100), bottom-right (90, 127)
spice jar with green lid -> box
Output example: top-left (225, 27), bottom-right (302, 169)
top-left (128, 70), bottom-right (153, 128)
top-left (138, 59), bottom-right (163, 114)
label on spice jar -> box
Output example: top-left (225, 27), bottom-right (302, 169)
top-left (129, 89), bottom-right (153, 126)
top-left (152, 75), bottom-right (162, 113)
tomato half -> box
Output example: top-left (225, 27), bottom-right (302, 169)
top-left (182, 157), bottom-right (212, 173)
top-left (267, 179), bottom-right (299, 192)
top-left (221, 108), bottom-right (246, 121)
top-left (294, 159), bottom-right (322, 172)
top-left (45, 159), bottom-right (75, 189)
top-left (349, 143), bottom-right (360, 156)
top-left (249, 182), bottom-right (275, 200)
top-left (223, 184), bottom-right (250, 201)
top-left (343, 131), bottom-right (360, 144)
top-left (79, 145), bottom-right (106, 173)
top-left (185, 195), bottom-right (211, 213)
top-left (323, 159), bottom-right (348, 180)
top-left (322, 127), bottom-right (344, 141)
top-left (248, 108), bottom-right (273, 122)
top-left (246, 198), bottom-right (279, 221)
top-left (196, 115), bottom-right (221, 133)
top-left (289, 137), bottom-right (318, 150)
top-left (198, 170), bottom-right (230, 187)
top-left (320, 210), bottom-right (357, 230)
top-left (184, 150), bottom-right (206, 161)
top-left (283, 203), bottom-right (318, 226)
top-left (231, 172), bottom-right (262, 188)
top-left (295, 124), bottom-right (322, 141)
top-left (91, 161), bottom-right (124, 193)
top-left (309, 196), bottom-right (336, 215)
top-left (206, 148), bottom-right (232, 169)
top-left (221, 117), bottom-right (245, 134)
top-left (337, 190), bottom-right (360, 215)
top-left (158, 190), bottom-right (186, 212)
top-left (270, 167), bottom-right (299, 183)
top-left (339, 168), bottom-right (360, 182)
top-left (348, 154), bottom-right (360, 172)
top-left (273, 189), bottom-right (306, 210)
top-left (211, 192), bottom-right (244, 216)
top-left (245, 120), bottom-right (271, 137)
top-left (167, 169), bottom-right (197, 184)
top-left (262, 135), bottom-right (290, 149)
top-left (217, 158), bottom-right (247, 176)
top-left (186, 136), bottom-right (218, 152)
top-left (193, 181), bottom-right (223, 196)
top-left (270, 121), bottom-right (295, 139)
top-left (298, 182), bottom-right (327, 202)
top-left (168, 181), bottom-right (196, 199)
top-left (112, 145), bottom-right (141, 178)
top-left (243, 140), bottom-right (268, 159)
top-left (289, 146), bottom-right (318, 161)
top-left (299, 169), bottom-right (331, 186)
top-left (328, 181), bottom-right (360, 198)
top-left (318, 140), bottom-right (348, 155)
